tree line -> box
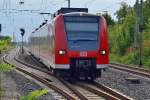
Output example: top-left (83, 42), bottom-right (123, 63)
top-left (103, 0), bottom-right (150, 67)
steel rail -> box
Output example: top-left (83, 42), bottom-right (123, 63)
top-left (77, 82), bottom-right (124, 100)
top-left (111, 63), bottom-right (150, 73)
top-left (59, 79), bottom-right (89, 100)
top-left (3, 55), bottom-right (77, 100)
top-left (14, 55), bottom-right (90, 100)
top-left (110, 64), bottom-right (150, 78)
top-left (13, 51), bottom-right (132, 100)
top-left (93, 82), bottom-right (132, 100)
top-left (8, 53), bottom-right (92, 100)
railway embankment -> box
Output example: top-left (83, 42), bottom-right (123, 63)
top-left (0, 53), bottom-right (59, 100)
top-left (0, 70), bottom-right (54, 100)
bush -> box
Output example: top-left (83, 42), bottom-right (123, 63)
top-left (144, 59), bottom-right (150, 67)
top-left (110, 54), bottom-right (122, 63)
top-left (120, 51), bottom-right (139, 64)
top-left (143, 47), bottom-right (150, 67)
top-left (143, 47), bottom-right (150, 58)
top-left (110, 51), bottom-right (139, 65)
top-left (0, 36), bottom-right (12, 52)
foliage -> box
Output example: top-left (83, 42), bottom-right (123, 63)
top-left (109, 12), bottom-right (135, 55)
top-left (143, 47), bottom-right (150, 66)
top-left (110, 51), bottom-right (139, 65)
top-left (143, 0), bottom-right (150, 28)
top-left (144, 59), bottom-right (150, 67)
top-left (102, 13), bottom-right (114, 26)
top-left (109, 0), bottom-right (150, 67)
top-left (0, 36), bottom-right (12, 52)
top-left (0, 63), bottom-right (13, 73)
top-left (115, 2), bottom-right (132, 23)
top-left (21, 89), bottom-right (48, 100)
top-left (143, 18), bottom-right (150, 40)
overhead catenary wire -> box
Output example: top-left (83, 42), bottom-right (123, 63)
top-left (1, 0), bottom-right (133, 43)
top-left (84, 0), bottom-right (96, 8)
top-left (92, 0), bottom-right (128, 15)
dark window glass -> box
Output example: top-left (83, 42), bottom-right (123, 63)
top-left (65, 22), bottom-right (98, 32)
top-left (64, 16), bottom-right (100, 51)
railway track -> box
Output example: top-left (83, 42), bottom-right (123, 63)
top-left (110, 63), bottom-right (150, 78)
top-left (23, 50), bottom-right (132, 100)
top-left (3, 55), bottom-right (77, 100)
top-left (3, 49), bottom-right (132, 100)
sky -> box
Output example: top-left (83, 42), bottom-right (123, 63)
top-left (0, 0), bottom-right (136, 42)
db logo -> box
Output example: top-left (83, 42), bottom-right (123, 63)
top-left (80, 51), bottom-right (87, 57)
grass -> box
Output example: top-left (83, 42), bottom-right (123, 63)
top-left (0, 63), bottom-right (13, 100)
top-left (0, 44), bottom-right (16, 54)
top-left (20, 89), bottom-right (49, 100)
top-left (110, 50), bottom-right (150, 68)
top-left (0, 63), bottom-right (48, 100)
top-left (0, 63), bottom-right (13, 73)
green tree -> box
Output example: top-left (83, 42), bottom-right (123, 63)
top-left (102, 13), bottom-right (114, 26)
top-left (143, 0), bottom-right (150, 29)
top-left (115, 2), bottom-right (131, 23)
top-left (109, 0), bottom-right (150, 67)
top-left (109, 12), bottom-right (135, 55)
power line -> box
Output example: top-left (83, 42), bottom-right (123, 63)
top-left (84, 0), bottom-right (96, 8)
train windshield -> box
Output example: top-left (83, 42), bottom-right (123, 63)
top-left (64, 16), bottom-right (99, 51)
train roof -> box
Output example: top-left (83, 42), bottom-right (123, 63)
top-left (51, 12), bottom-right (102, 24)
top-left (56, 8), bottom-right (88, 14)
top-left (52, 8), bottom-right (102, 21)
top-left (63, 12), bottom-right (99, 16)
top-left (53, 7), bottom-right (89, 17)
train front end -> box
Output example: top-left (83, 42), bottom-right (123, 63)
top-left (54, 13), bottom-right (109, 81)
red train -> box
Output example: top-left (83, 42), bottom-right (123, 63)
top-left (28, 8), bottom-right (109, 81)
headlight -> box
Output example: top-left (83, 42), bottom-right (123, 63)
top-left (59, 50), bottom-right (66, 55)
top-left (100, 50), bottom-right (106, 55)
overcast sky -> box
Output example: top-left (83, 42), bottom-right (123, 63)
top-left (0, 0), bottom-right (136, 42)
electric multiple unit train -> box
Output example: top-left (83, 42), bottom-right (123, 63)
top-left (28, 8), bottom-right (109, 81)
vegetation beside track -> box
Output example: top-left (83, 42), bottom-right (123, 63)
top-left (106, 0), bottom-right (150, 68)
top-left (0, 63), bottom-right (13, 73)
top-left (0, 36), bottom-right (14, 54)
top-left (20, 89), bottom-right (48, 100)
top-left (0, 63), bottom-right (13, 100)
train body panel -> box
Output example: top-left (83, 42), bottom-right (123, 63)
top-left (29, 23), bottom-right (55, 67)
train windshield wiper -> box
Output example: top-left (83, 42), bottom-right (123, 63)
top-left (75, 39), bottom-right (96, 41)
top-left (71, 38), bottom-right (96, 43)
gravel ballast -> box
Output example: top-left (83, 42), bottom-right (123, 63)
top-left (97, 68), bottom-right (150, 100)
top-left (1, 70), bottom-right (61, 100)
top-left (18, 50), bottom-right (150, 100)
